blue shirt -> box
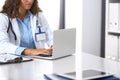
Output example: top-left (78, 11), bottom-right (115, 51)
top-left (15, 11), bottom-right (36, 55)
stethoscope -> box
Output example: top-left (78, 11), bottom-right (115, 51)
top-left (7, 19), bottom-right (17, 40)
top-left (7, 15), bottom-right (41, 41)
top-left (36, 15), bottom-right (42, 33)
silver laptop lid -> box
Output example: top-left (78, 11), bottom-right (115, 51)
top-left (52, 28), bottom-right (76, 58)
top-left (26, 28), bottom-right (76, 60)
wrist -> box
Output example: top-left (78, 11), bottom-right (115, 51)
top-left (22, 48), bottom-right (33, 55)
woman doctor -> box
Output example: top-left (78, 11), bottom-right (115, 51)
top-left (0, 0), bottom-right (53, 56)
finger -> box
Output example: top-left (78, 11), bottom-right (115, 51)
top-left (44, 50), bottom-right (50, 53)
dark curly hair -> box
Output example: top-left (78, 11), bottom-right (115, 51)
top-left (0, 0), bottom-right (42, 18)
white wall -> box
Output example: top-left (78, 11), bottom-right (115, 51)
top-left (65, 0), bottom-right (76, 29)
top-left (65, 0), bottom-right (83, 79)
top-left (0, 0), bottom-right (5, 10)
top-left (82, 0), bottom-right (102, 56)
top-left (38, 0), bottom-right (60, 31)
top-left (66, 0), bottom-right (102, 56)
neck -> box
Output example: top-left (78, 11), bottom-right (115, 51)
top-left (18, 8), bottom-right (28, 21)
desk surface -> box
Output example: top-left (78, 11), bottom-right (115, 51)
top-left (1, 53), bottom-right (120, 80)
top-left (0, 55), bottom-right (75, 80)
top-left (83, 53), bottom-right (120, 78)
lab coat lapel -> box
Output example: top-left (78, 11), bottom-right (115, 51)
top-left (30, 15), bottom-right (37, 43)
top-left (9, 15), bottom-right (37, 47)
top-left (11, 18), bottom-right (20, 45)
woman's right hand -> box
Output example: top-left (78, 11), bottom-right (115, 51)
top-left (22, 48), bottom-right (52, 56)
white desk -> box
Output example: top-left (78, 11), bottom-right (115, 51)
top-left (83, 53), bottom-right (120, 79)
top-left (1, 53), bottom-right (120, 80)
top-left (0, 55), bottom-right (75, 80)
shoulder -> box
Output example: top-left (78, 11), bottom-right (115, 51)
top-left (37, 12), bottom-right (44, 16)
top-left (31, 12), bottom-right (45, 20)
top-left (0, 13), bottom-right (9, 30)
top-left (36, 12), bottom-right (48, 23)
top-left (0, 13), bottom-right (9, 22)
top-left (35, 12), bottom-right (49, 28)
top-left (37, 12), bottom-right (46, 19)
top-left (0, 13), bottom-right (8, 19)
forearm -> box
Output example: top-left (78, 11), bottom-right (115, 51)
top-left (22, 48), bottom-right (34, 55)
top-left (22, 48), bottom-right (52, 56)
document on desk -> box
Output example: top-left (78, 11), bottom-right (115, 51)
top-left (0, 53), bottom-right (33, 64)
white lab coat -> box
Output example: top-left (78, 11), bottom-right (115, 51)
top-left (0, 12), bottom-right (53, 54)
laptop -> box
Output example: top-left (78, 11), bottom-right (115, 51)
top-left (31, 28), bottom-right (76, 60)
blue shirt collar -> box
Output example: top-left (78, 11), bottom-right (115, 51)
top-left (26, 11), bottom-right (32, 17)
top-left (17, 11), bottom-right (31, 20)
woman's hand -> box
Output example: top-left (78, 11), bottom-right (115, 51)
top-left (22, 48), bottom-right (52, 56)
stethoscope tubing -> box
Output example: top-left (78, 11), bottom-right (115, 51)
top-left (7, 14), bottom-right (40, 41)
top-left (7, 19), bottom-right (17, 40)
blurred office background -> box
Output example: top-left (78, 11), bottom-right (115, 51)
top-left (0, 0), bottom-right (64, 31)
top-left (82, 0), bottom-right (101, 56)
top-left (0, 0), bottom-right (104, 57)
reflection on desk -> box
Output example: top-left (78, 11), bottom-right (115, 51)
top-left (83, 53), bottom-right (120, 79)
top-left (2, 52), bottom-right (120, 80)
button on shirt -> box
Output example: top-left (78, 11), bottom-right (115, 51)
top-left (15, 12), bottom-right (36, 55)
